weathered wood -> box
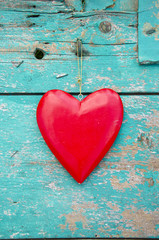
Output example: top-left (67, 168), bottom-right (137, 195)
top-left (138, 0), bottom-right (159, 64)
top-left (0, 39), bottom-right (136, 56)
top-left (0, 10), bottom-right (137, 44)
top-left (0, 0), bottom-right (159, 238)
top-left (0, 0), bottom-right (138, 12)
top-left (0, 95), bottom-right (159, 238)
top-left (0, 52), bottom-right (159, 93)
top-left (0, 0), bottom-right (70, 13)
top-left (64, 0), bottom-right (114, 12)
top-left (1, 3), bottom-right (157, 94)
top-left (65, 0), bottom-right (138, 12)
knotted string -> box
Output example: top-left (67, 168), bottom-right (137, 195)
top-left (76, 39), bottom-right (83, 100)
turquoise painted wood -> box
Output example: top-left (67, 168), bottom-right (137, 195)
top-left (1, 54), bottom-right (159, 93)
top-left (0, 95), bottom-right (159, 238)
top-left (0, 10), bottom-right (158, 93)
top-left (0, 0), bottom-right (159, 239)
top-left (0, 0), bottom-right (138, 13)
top-left (0, 10), bottom-right (136, 44)
top-left (138, 0), bottom-right (159, 64)
top-left (64, 0), bottom-right (114, 12)
top-left (64, 0), bottom-right (138, 12)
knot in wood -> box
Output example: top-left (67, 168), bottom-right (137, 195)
top-left (99, 21), bottom-right (111, 33)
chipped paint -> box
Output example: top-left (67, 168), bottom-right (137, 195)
top-left (120, 0), bottom-right (138, 12)
top-left (138, 0), bottom-right (159, 63)
top-left (119, 209), bottom-right (159, 237)
top-left (0, 0), bottom-right (159, 238)
top-left (143, 22), bottom-right (159, 40)
top-left (10, 232), bottom-right (20, 239)
top-left (144, 177), bottom-right (155, 187)
top-left (106, 201), bottom-right (120, 211)
top-left (59, 212), bottom-right (88, 232)
top-left (46, 182), bottom-right (64, 191)
top-left (110, 174), bottom-right (143, 192)
top-left (72, 201), bottom-right (99, 211)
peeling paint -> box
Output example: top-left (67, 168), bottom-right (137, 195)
top-left (72, 202), bottom-right (98, 211)
top-left (119, 209), bottom-right (159, 237)
top-left (59, 212), bottom-right (88, 232)
top-left (107, 201), bottom-right (120, 211)
top-left (0, 1), bottom-right (159, 238)
top-left (143, 22), bottom-right (159, 40)
top-left (144, 177), bottom-right (155, 187)
top-left (10, 232), bottom-right (20, 239)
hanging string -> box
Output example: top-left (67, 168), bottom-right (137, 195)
top-left (76, 39), bottom-right (83, 100)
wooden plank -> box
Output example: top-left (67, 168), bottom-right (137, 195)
top-left (0, 0), bottom-right (70, 13)
top-left (65, 0), bottom-right (138, 12)
top-left (0, 10), bottom-right (137, 44)
top-left (0, 52), bottom-right (159, 93)
top-left (113, 0), bottom-right (138, 12)
top-left (0, 40), bottom-right (136, 57)
top-left (0, 0), bottom-right (138, 13)
top-left (64, 0), bottom-right (114, 12)
top-left (0, 95), bottom-right (158, 238)
top-left (138, 0), bottom-right (159, 64)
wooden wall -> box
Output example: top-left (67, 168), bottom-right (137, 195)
top-left (0, 0), bottom-right (158, 238)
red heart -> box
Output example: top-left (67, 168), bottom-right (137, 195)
top-left (36, 89), bottom-right (123, 183)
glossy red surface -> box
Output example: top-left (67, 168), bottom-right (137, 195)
top-left (36, 89), bottom-right (123, 183)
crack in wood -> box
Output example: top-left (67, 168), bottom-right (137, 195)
top-left (11, 150), bottom-right (18, 158)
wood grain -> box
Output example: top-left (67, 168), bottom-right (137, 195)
top-left (138, 0), bottom-right (159, 64)
top-left (0, 10), bottom-right (137, 44)
top-left (0, 0), bottom-right (159, 238)
top-left (0, 0), bottom-right (138, 12)
top-left (0, 95), bottom-right (159, 238)
top-left (1, 53), bottom-right (159, 93)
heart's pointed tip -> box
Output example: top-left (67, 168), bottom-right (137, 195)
top-left (77, 180), bottom-right (84, 184)
top-left (74, 176), bottom-right (87, 184)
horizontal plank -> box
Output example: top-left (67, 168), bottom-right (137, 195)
top-left (65, 0), bottom-right (138, 12)
top-left (0, 0), bottom-right (71, 13)
top-left (138, 0), bottom-right (159, 64)
top-left (65, 0), bottom-right (114, 12)
top-left (0, 40), bottom-right (137, 57)
top-left (0, 10), bottom-right (137, 44)
top-left (0, 0), bottom-right (138, 12)
top-left (0, 95), bottom-right (159, 238)
top-left (0, 53), bottom-right (159, 93)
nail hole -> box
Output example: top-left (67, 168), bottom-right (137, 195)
top-left (34, 48), bottom-right (45, 59)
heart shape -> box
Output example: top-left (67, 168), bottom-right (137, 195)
top-left (36, 89), bottom-right (123, 183)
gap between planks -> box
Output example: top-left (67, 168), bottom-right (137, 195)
top-left (0, 92), bottom-right (159, 96)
